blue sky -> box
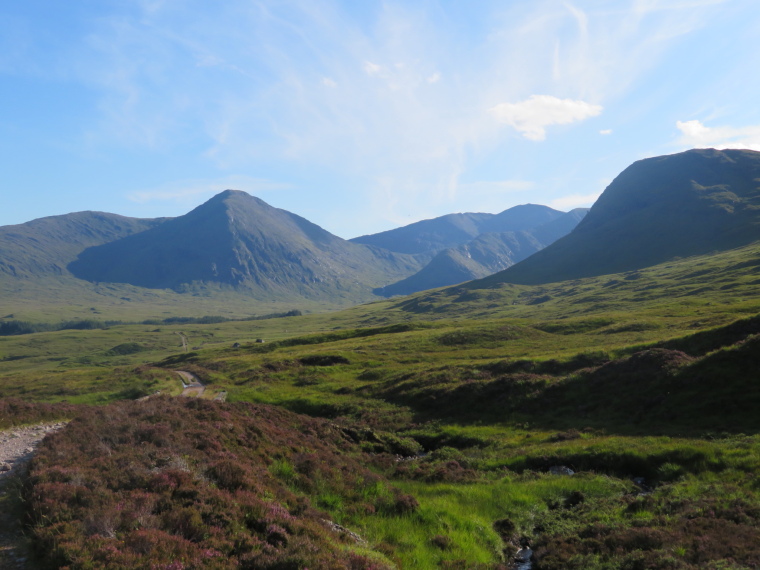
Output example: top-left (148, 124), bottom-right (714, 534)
top-left (2, 0), bottom-right (759, 239)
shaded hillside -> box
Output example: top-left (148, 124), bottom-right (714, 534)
top-left (0, 212), bottom-right (164, 279)
top-left (531, 207), bottom-right (588, 244)
top-left (351, 204), bottom-right (564, 255)
top-left (485, 148), bottom-right (760, 285)
top-left (376, 209), bottom-right (587, 296)
top-left (376, 231), bottom-right (543, 296)
top-left (69, 190), bottom-right (422, 302)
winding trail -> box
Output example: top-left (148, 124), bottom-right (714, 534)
top-left (0, 371), bottom-right (214, 568)
top-left (0, 422), bottom-right (67, 569)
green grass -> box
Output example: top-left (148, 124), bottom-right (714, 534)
top-left (352, 474), bottom-right (629, 567)
top-left (3, 242), bottom-right (760, 567)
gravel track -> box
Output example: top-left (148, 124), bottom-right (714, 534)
top-left (0, 371), bottom-right (210, 567)
top-left (177, 370), bottom-right (206, 397)
top-left (0, 422), bottom-right (66, 569)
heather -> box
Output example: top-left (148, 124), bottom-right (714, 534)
top-left (0, 398), bottom-right (81, 429)
top-left (24, 397), bottom-right (402, 569)
top-left (3, 242), bottom-right (760, 567)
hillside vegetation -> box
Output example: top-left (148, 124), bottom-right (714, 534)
top-left (2, 238), bottom-right (760, 568)
top-left (3, 150), bottom-right (760, 568)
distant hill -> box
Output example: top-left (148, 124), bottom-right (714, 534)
top-left (351, 204), bottom-right (565, 255)
top-left (68, 190), bottom-right (423, 303)
top-left (0, 212), bottom-right (165, 279)
top-left (482, 148), bottom-right (760, 286)
top-left (375, 209), bottom-right (588, 296)
top-left (0, 190), bottom-right (591, 316)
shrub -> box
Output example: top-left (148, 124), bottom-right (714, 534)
top-left (23, 397), bottom-right (399, 569)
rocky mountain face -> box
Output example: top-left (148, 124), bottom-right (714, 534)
top-left (482, 148), bottom-right (760, 286)
top-left (67, 190), bottom-right (423, 302)
top-left (374, 209), bottom-right (588, 296)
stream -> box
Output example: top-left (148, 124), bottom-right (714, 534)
top-left (512, 547), bottom-right (533, 569)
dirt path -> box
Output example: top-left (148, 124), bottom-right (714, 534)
top-left (0, 371), bottom-right (209, 567)
top-left (177, 370), bottom-right (206, 397)
top-left (0, 422), bottom-right (67, 569)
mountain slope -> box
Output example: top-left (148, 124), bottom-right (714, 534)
top-left (376, 209), bottom-right (588, 296)
top-left (483, 148), bottom-right (760, 285)
top-left (68, 190), bottom-right (423, 302)
top-left (375, 231), bottom-right (542, 296)
top-left (531, 208), bottom-right (589, 244)
top-left (0, 212), bottom-right (165, 280)
top-left (350, 204), bottom-right (565, 255)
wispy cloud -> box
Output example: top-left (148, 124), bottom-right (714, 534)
top-left (128, 176), bottom-right (291, 205)
top-left (676, 119), bottom-right (760, 152)
top-left (363, 61), bottom-right (382, 76)
top-left (549, 191), bottom-right (602, 210)
top-left (426, 72), bottom-right (441, 84)
top-left (459, 180), bottom-right (536, 194)
top-left (53, 0), bottom-right (734, 228)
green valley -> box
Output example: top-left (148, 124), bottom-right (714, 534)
top-left (2, 237), bottom-right (760, 568)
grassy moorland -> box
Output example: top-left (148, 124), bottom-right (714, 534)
top-left (0, 272), bottom-right (341, 323)
top-left (2, 242), bottom-right (760, 568)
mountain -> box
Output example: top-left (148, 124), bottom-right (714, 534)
top-left (480, 148), bottom-right (760, 286)
top-left (0, 191), bottom-right (585, 313)
top-left (68, 190), bottom-right (423, 302)
top-left (530, 208), bottom-right (589, 244)
top-left (0, 212), bottom-right (165, 280)
top-left (375, 209), bottom-right (588, 296)
top-left (350, 204), bottom-right (565, 255)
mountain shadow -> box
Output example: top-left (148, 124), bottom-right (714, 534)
top-left (68, 190), bottom-right (423, 303)
top-left (351, 204), bottom-right (565, 255)
top-left (0, 212), bottom-right (165, 280)
top-left (375, 209), bottom-right (588, 296)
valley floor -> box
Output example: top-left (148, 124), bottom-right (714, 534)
top-left (2, 243), bottom-right (760, 568)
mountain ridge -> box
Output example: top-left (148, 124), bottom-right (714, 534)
top-left (375, 208), bottom-right (588, 296)
top-left (350, 204), bottom-right (566, 255)
top-left (67, 190), bottom-right (423, 302)
top-left (0, 211), bottom-right (166, 280)
top-left (478, 148), bottom-right (760, 286)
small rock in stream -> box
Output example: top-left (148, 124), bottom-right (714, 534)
top-left (515, 546), bottom-right (533, 562)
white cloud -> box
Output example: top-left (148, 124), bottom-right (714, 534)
top-left (60, 0), bottom-right (735, 234)
top-left (599, 129), bottom-right (613, 135)
top-left (363, 61), bottom-right (382, 76)
top-left (675, 119), bottom-right (760, 152)
top-left (489, 95), bottom-right (603, 141)
top-left (459, 180), bottom-right (535, 195)
top-left (128, 176), bottom-right (290, 204)
top-left (549, 191), bottom-right (601, 210)
top-left (676, 119), bottom-right (710, 139)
